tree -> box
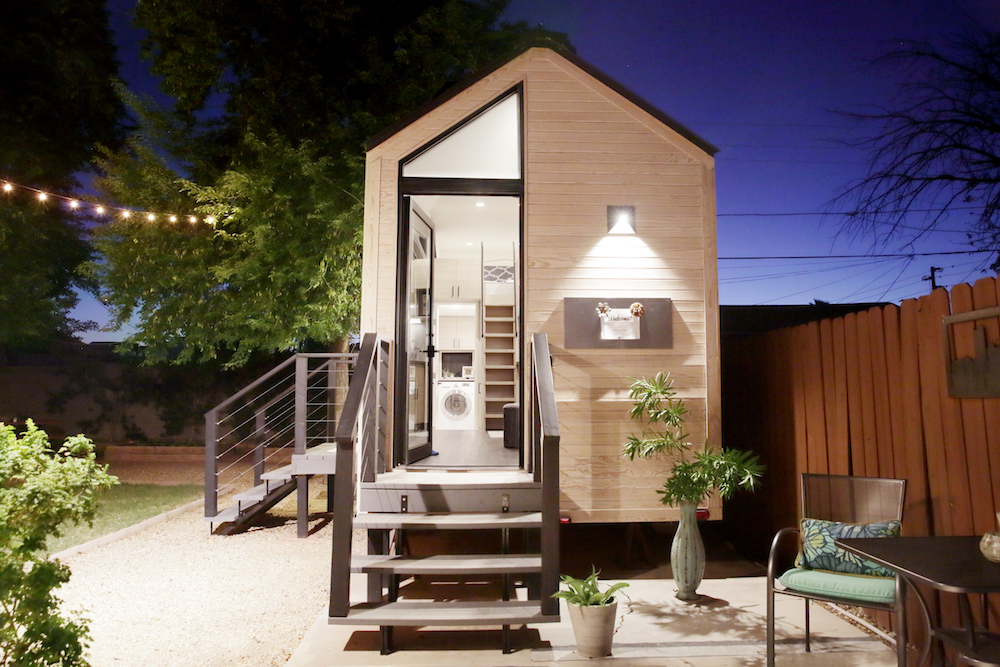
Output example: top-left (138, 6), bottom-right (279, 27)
top-left (0, 0), bottom-right (125, 349)
top-left (94, 0), bottom-right (566, 367)
top-left (834, 28), bottom-right (1000, 269)
top-left (0, 421), bottom-right (117, 666)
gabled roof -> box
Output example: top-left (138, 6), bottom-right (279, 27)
top-left (365, 43), bottom-right (718, 156)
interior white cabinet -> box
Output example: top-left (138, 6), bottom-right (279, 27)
top-left (435, 257), bottom-right (481, 300)
top-left (438, 315), bottom-right (478, 350)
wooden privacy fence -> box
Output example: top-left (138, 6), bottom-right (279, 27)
top-left (725, 276), bottom-right (1000, 655)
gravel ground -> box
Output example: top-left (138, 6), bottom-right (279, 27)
top-left (56, 464), bottom-right (358, 667)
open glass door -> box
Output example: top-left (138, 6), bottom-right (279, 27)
top-left (395, 198), bottom-right (435, 464)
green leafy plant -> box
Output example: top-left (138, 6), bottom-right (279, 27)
top-left (551, 567), bottom-right (629, 607)
top-left (1, 420), bottom-right (118, 666)
top-left (622, 372), bottom-right (764, 505)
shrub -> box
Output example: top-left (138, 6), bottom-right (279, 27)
top-left (1, 420), bottom-right (117, 666)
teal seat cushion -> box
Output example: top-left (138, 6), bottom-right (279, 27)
top-left (797, 518), bottom-right (901, 577)
top-left (779, 567), bottom-right (896, 604)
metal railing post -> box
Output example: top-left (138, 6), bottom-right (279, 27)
top-left (294, 355), bottom-right (307, 455)
top-left (204, 409), bottom-right (218, 518)
top-left (253, 408), bottom-right (266, 486)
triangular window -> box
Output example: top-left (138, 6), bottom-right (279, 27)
top-left (402, 93), bottom-right (520, 179)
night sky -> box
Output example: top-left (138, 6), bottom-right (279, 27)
top-left (76, 0), bottom-right (1000, 341)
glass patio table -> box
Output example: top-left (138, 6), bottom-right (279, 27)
top-left (838, 536), bottom-right (1000, 667)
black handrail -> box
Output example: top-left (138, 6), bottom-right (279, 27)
top-left (330, 333), bottom-right (381, 617)
top-left (531, 333), bottom-right (561, 616)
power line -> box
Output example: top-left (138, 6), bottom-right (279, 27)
top-left (718, 206), bottom-right (982, 217)
top-left (720, 249), bottom-right (991, 260)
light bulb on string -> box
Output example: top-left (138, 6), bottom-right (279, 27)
top-left (1, 177), bottom-right (224, 228)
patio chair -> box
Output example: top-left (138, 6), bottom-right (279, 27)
top-left (765, 473), bottom-right (906, 666)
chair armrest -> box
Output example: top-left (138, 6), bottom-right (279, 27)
top-left (767, 526), bottom-right (800, 581)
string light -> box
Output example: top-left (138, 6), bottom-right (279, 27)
top-left (0, 177), bottom-right (221, 227)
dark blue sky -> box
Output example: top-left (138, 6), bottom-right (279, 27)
top-left (502, 0), bottom-right (1000, 304)
top-left (77, 0), bottom-right (1000, 340)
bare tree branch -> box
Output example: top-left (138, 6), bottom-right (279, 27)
top-left (833, 28), bottom-right (1000, 269)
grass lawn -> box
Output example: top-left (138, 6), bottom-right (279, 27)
top-left (46, 484), bottom-right (203, 555)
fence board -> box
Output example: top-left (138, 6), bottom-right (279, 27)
top-left (829, 317), bottom-right (850, 474)
top-left (868, 307), bottom-right (895, 478)
top-left (789, 327), bottom-right (811, 475)
top-left (843, 312), bottom-right (867, 476)
top-left (916, 290), bottom-right (954, 537)
top-left (856, 310), bottom-right (880, 477)
top-left (897, 299), bottom-right (930, 536)
top-left (802, 322), bottom-right (830, 473)
top-left (882, 306), bottom-right (908, 484)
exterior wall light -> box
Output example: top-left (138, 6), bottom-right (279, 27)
top-left (607, 205), bottom-right (635, 234)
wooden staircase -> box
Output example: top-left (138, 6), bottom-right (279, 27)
top-left (483, 304), bottom-right (517, 431)
top-left (334, 470), bottom-right (555, 653)
top-left (328, 333), bottom-right (561, 654)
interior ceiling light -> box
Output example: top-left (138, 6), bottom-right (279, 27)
top-left (607, 205), bottom-right (636, 234)
top-left (476, 201), bottom-right (485, 207)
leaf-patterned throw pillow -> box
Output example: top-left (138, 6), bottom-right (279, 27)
top-left (797, 518), bottom-right (901, 577)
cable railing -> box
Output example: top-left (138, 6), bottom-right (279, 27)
top-left (204, 352), bottom-right (357, 518)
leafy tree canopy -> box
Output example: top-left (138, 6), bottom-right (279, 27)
top-left (0, 0), bottom-right (125, 349)
top-left (94, 0), bottom-right (567, 366)
top-left (835, 27), bottom-right (1000, 269)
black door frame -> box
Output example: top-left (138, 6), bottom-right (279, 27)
top-left (393, 85), bottom-right (526, 469)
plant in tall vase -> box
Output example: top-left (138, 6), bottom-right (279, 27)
top-left (623, 372), bottom-right (764, 600)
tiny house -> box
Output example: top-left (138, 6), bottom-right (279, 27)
top-left (360, 45), bottom-right (720, 523)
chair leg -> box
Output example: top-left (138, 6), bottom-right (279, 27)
top-left (766, 577), bottom-right (776, 667)
top-left (804, 599), bottom-right (811, 653)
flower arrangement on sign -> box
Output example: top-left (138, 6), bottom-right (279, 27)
top-left (596, 302), bottom-right (644, 340)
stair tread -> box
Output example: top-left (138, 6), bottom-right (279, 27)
top-left (329, 600), bottom-right (558, 626)
top-left (355, 512), bottom-right (541, 530)
top-left (368, 470), bottom-right (535, 488)
top-left (351, 554), bottom-right (542, 574)
top-left (259, 464), bottom-right (294, 481)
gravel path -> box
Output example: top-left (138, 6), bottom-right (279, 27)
top-left (56, 473), bottom-right (354, 667)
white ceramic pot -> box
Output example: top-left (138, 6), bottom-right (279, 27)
top-left (567, 600), bottom-right (618, 658)
top-left (671, 499), bottom-right (706, 600)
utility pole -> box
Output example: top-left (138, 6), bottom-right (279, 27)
top-left (923, 266), bottom-right (942, 291)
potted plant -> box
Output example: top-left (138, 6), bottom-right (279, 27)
top-left (623, 372), bottom-right (764, 600)
top-left (552, 567), bottom-right (629, 658)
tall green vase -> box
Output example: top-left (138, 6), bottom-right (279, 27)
top-left (670, 500), bottom-right (705, 600)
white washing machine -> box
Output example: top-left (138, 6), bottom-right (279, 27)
top-left (436, 380), bottom-right (477, 430)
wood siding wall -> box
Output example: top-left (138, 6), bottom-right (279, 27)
top-left (724, 276), bottom-right (1000, 647)
top-left (361, 48), bottom-right (719, 524)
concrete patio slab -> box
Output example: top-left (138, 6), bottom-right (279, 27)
top-left (285, 576), bottom-right (895, 666)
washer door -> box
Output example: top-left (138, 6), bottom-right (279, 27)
top-left (442, 390), bottom-right (471, 421)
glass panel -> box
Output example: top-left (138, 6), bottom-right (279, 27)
top-left (406, 211), bottom-right (433, 451)
top-left (402, 94), bottom-right (520, 179)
